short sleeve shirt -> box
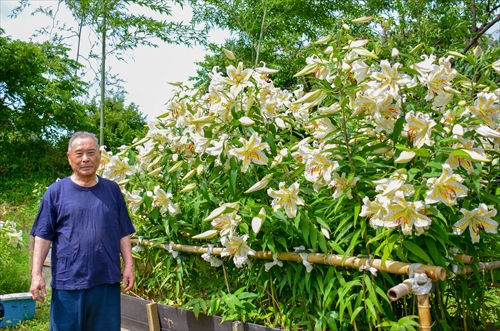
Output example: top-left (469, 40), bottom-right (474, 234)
top-left (31, 176), bottom-right (135, 290)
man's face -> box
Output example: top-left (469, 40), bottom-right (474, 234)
top-left (67, 137), bottom-right (101, 178)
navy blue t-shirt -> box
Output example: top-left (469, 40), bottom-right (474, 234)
top-left (31, 176), bottom-right (135, 290)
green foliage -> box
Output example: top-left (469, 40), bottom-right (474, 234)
top-left (190, 0), bottom-right (500, 88)
top-left (102, 24), bottom-right (500, 331)
top-left (0, 30), bottom-right (89, 140)
top-left (0, 30), bottom-right (89, 203)
top-left (86, 95), bottom-right (147, 153)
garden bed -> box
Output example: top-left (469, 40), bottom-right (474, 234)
top-left (121, 294), bottom-right (283, 331)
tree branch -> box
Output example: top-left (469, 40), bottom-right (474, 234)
top-left (464, 13), bottom-right (500, 53)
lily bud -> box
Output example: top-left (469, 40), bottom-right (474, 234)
top-left (395, 151), bottom-right (416, 163)
top-left (180, 183), bottom-right (197, 193)
top-left (191, 116), bottom-right (216, 124)
top-left (448, 51), bottom-right (466, 59)
top-left (255, 67), bottom-right (279, 74)
top-left (239, 116), bottom-right (255, 126)
top-left (244, 174), bottom-right (273, 194)
top-left (204, 206), bottom-right (227, 222)
top-left (168, 160), bottom-right (184, 173)
top-left (473, 45), bottom-right (482, 58)
top-left (222, 48), bottom-right (235, 60)
top-left (294, 62), bottom-right (320, 77)
top-left (182, 169), bottom-right (197, 181)
top-left (147, 167), bottom-right (163, 177)
top-left (167, 81), bottom-right (183, 86)
top-left (292, 89), bottom-right (327, 105)
top-left (351, 16), bottom-right (372, 23)
top-left (391, 48), bottom-right (400, 58)
top-left (343, 39), bottom-right (369, 49)
top-left (192, 230), bottom-right (219, 239)
top-left (352, 47), bottom-right (379, 60)
top-left (196, 164), bottom-right (205, 176)
top-left (251, 208), bottom-right (266, 234)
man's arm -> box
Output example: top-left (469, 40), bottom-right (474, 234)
top-left (120, 235), bottom-right (135, 293)
top-left (30, 236), bottom-right (51, 302)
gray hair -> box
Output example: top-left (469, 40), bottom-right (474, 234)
top-left (68, 131), bottom-right (100, 152)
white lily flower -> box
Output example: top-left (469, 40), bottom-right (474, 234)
top-left (425, 164), bottom-right (468, 206)
top-left (221, 234), bottom-right (255, 268)
top-left (124, 190), bottom-right (143, 215)
top-left (453, 204), bottom-right (498, 243)
top-left (268, 182), bottom-right (305, 219)
top-left (403, 111), bottom-right (436, 148)
top-left (476, 125), bottom-right (500, 138)
top-left (228, 132), bottom-right (270, 173)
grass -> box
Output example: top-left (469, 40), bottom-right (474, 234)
top-left (1, 199), bottom-right (51, 330)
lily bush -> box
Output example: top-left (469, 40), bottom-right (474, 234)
top-left (100, 24), bottom-right (500, 330)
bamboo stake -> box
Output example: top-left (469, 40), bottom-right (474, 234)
top-left (146, 302), bottom-right (161, 331)
top-left (131, 239), bottom-right (447, 281)
top-left (417, 293), bottom-right (432, 331)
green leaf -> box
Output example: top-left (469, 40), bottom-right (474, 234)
top-left (310, 225), bottom-right (318, 251)
top-left (402, 241), bottom-right (434, 265)
top-left (391, 117), bottom-right (405, 145)
top-left (300, 216), bottom-right (310, 246)
top-left (265, 133), bottom-right (277, 155)
top-left (230, 169), bottom-right (237, 196)
top-left (480, 191), bottom-right (500, 205)
top-left (413, 148), bottom-right (431, 157)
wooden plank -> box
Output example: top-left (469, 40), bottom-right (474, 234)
top-left (146, 303), bottom-right (161, 331)
top-left (156, 304), bottom-right (232, 331)
top-left (120, 294), bottom-right (284, 331)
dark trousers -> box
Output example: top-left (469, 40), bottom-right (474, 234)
top-left (50, 283), bottom-right (121, 331)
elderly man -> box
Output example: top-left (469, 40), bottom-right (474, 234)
top-left (30, 131), bottom-right (135, 331)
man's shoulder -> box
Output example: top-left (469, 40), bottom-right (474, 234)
top-left (97, 176), bottom-right (123, 193)
top-left (46, 177), bottom-right (71, 191)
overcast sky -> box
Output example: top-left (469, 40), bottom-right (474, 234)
top-left (0, 0), bottom-right (228, 121)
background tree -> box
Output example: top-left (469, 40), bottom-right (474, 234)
top-left (0, 30), bottom-right (89, 202)
top-left (86, 94), bottom-right (147, 153)
top-left (12, 0), bottom-right (208, 145)
top-left (188, 0), bottom-right (500, 88)
top-left (188, 0), bottom-right (370, 88)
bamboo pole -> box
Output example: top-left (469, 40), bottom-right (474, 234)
top-left (455, 254), bottom-right (474, 264)
top-left (131, 239), bottom-right (447, 281)
top-left (417, 293), bottom-right (432, 331)
top-left (455, 261), bottom-right (500, 275)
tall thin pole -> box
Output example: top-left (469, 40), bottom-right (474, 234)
top-left (100, 0), bottom-right (107, 146)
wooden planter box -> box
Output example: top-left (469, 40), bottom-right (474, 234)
top-left (121, 294), bottom-right (283, 331)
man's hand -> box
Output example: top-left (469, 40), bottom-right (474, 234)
top-left (121, 265), bottom-right (136, 293)
top-left (30, 275), bottom-right (47, 303)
